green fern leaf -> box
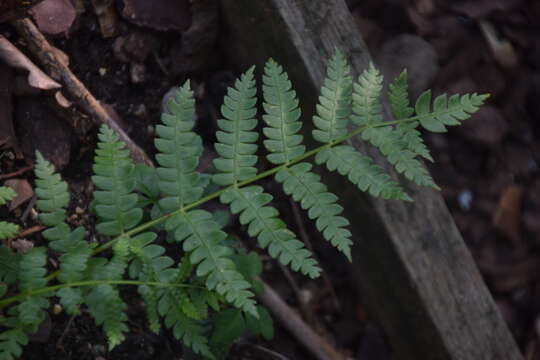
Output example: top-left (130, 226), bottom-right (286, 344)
top-left (263, 59), bottom-right (352, 259)
top-left (415, 91), bottom-right (489, 133)
top-left (0, 187), bottom-right (16, 206)
top-left (56, 287), bottom-right (84, 315)
top-left (388, 70), bottom-right (414, 120)
top-left (92, 125), bottom-right (142, 236)
top-left (262, 59), bottom-right (305, 164)
top-left (15, 248), bottom-right (49, 329)
top-left (86, 284), bottom-right (128, 349)
top-left (275, 164), bottom-right (353, 260)
top-left (34, 152), bottom-right (69, 227)
top-left (0, 328), bottom-right (27, 360)
top-left (0, 248), bottom-right (19, 284)
top-left (316, 146), bottom-right (411, 201)
top-left (388, 71), bottom-right (433, 161)
top-left (155, 81), bottom-right (205, 211)
top-left (166, 210), bottom-right (257, 317)
top-left (212, 67), bottom-right (258, 186)
top-left (35, 154), bottom-right (93, 285)
top-left (158, 283), bottom-right (215, 359)
top-left (0, 223), bottom-right (18, 241)
top-left (350, 66), bottom-right (437, 189)
top-left (312, 49), bottom-right (353, 143)
top-left (214, 68), bottom-right (320, 278)
top-left (351, 62), bottom-right (384, 127)
top-left (220, 187), bottom-right (321, 278)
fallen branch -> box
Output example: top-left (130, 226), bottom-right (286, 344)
top-left (258, 278), bottom-right (346, 360)
top-left (11, 18), bottom-right (154, 166)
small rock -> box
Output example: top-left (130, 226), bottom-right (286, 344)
top-left (458, 105), bottom-right (509, 146)
top-left (130, 63), bottom-right (146, 84)
top-left (30, 0), bottom-right (76, 35)
top-left (457, 190), bottom-right (473, 211)
top-left (11, 239), bottom-right (33, 253)
top-left (112, 31), bottom-right (155, 64)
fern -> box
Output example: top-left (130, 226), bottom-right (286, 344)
top-left (0, 50), bottom-right (489, 360)
top-left (157, 82), bottom-right (257, 318)
top-left (264, 58), bottom-right (353, 260)
top-left (214, 67), bottom-right (321, 278)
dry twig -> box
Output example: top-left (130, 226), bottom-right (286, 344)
top-left (11, 18), bottom-right (153, 166)
top-left (258, 278), bottom-right (346, 360)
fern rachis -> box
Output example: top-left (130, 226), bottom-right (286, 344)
top-left (0, 50), bottom-right (488, 360)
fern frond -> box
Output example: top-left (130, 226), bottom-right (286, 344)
top-left (85, 247), bottom-right (129, 349)
top-left (34, 153), bottom-right (92, 312)
top-left (415, 91), bottom-right (489, 133)
top-left (157, 268), bottom-right (215, 360)
top-left (92, 125), bottom-right (142, 236)
top-left (155, 81), bottom-right (205, 211)
top-left (221, 187), bottom-right (320, 278)
top-left (86, 283), bottom-right (128, 349)
top-left (0, 328), bottom-right (27, 360)
top-left (262, 59), bottom-right (353, 260)
top-left (312, 50), bottom-right (353, 143)
top-left (214, 68), bottom-right (320, 277)
top-left (0, 187), bottom-right (16, 206)
top-left (213, 67), bottom-right (258, 186)
top-left (388, 70), bottom-right (414, 120)
top-left (34, 152), bottom-right (69, 227)
top-left (275, 164), bottom-right (352, 260)
top-left (0, 248), bottom-right (18, 284)
top-left (166, 210), bottom-right (257, 317)
top-left (316, 146), bottom-right (411, 201)
top-left (0, 223), bottom-right (18, 241)
top-left (350, 66), bottom-right (437, 188)
top-left (351, 62), bottom-right (384, 127)
top-left (262, 59), bottom-right (304, 164)
top-left (14, 248), bottom-right (49, 329)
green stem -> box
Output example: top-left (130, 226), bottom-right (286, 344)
top-left (0, 279), bottom-right (202, 309)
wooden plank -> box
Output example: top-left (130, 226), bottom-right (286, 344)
top-left (220, 1), bottom-right (523, 359)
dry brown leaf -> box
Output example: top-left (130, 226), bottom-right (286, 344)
top-left (0, 35), bottom-right (61, 90)
top-left (4, 178), bottom-right (34, 211)
top-left (493, 185), bottom-right (523, 245)
top-left (30, 0), bottom-right (76, 35)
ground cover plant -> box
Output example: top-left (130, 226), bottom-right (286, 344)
top-left (0, 50), bottom-right (488, 360)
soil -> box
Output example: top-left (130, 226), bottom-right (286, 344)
top-left (1, 0), bottom-right (540, 359)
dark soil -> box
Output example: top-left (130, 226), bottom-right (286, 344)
top-left (1, 0), bottom-right (540, 359)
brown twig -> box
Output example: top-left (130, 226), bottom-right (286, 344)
top-left (16, 225), bottom-right (46, 238)
top-left (11, 18), bottom-right (154, 166)
top-left (0, 165), bottom-right (33, 180)
top-left (257, 278), bottom-right (346, 360)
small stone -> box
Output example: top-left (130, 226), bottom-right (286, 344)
top-left (130, 63), bottom-right (145, 84)
top-left (98, 67), bottom-right (107, 76)
top-left (75, 206), bottom-right (84, 215)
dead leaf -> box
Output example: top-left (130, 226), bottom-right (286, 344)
top-left (493, 185), bottom-right (523, 245)
top-left (480, 20), bottom-right (518, 69)
top-left (30, 0), bottom-right (76, 35)
top-left (0, 35), bottom-right (61, 90)
top-left (120, 0), bottom-right (192, 32)
top-left (4, 178), bottom-right (34, 211)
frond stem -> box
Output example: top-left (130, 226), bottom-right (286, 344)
top-left (0, 279), bottom-right (203, 309)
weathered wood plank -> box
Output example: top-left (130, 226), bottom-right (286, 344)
top-left (221, 1), bottom-right (523, 359)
